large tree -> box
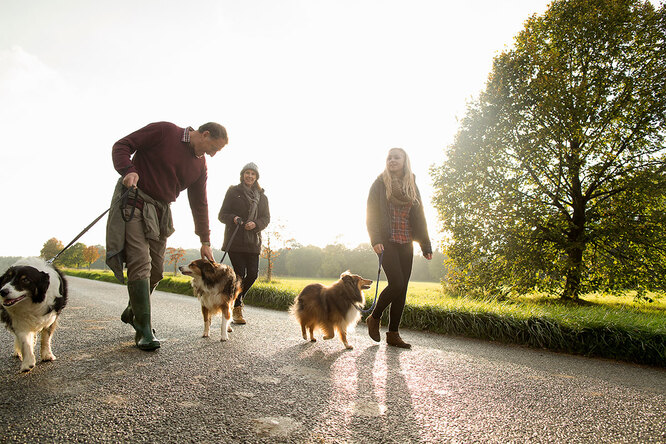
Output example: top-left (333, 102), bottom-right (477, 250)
top-left (432, 0), bottom-right (666, 299)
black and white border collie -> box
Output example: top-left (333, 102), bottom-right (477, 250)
top-left (0, 257), bottom-right (68, 372)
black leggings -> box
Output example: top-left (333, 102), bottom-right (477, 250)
top-left (228, 252), bottom-right (259, 307)
top-left (371, 242), bottom-right (413, 332)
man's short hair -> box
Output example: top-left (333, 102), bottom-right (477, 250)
top-left (198, 122), bottom-right (228, 141)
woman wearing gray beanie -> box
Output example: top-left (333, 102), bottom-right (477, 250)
top-left (218, 162), bottom-right (271, 324)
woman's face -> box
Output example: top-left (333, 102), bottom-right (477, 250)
top-left (386, 150), bottom-right (405, 175)
top-left (243, 169), bottom-right (257, 187)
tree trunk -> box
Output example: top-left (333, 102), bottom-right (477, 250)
top-left (562, 139), bottom-right (586, 300)
top-left (563, 239), bottom-right (584, 299)
top-left (266, 253), bottom-right (273, 281)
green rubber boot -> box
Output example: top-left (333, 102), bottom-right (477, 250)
top-left (127, 279), bottom-right (160, 351)
top-left (121, 303), bottom-right (134, 326)
top-left (121, 283), bottom-right (158, 327)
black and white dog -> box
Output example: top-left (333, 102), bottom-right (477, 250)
top-left (0, 257), bottom-right (68, 372)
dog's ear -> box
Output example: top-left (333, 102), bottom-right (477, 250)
top-left (201, 261), bottom-right (217, 277)
top-left (341, 274), bottom-right (356, 287)
top-left (340, 270), bottom-right (351, 279)
top-left (34, 271), bottom-right (50, 301)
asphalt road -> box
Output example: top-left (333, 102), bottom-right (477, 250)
top-left (1, 277), bottom-right (665, 443)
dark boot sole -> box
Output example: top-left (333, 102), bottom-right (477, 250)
top-left (137, 342), bottom-right (161, 351)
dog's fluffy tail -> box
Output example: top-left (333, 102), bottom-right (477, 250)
top-left (224, 276), bottom-right (241, 301)
top-left (289, 295), bottom-right (304, 320)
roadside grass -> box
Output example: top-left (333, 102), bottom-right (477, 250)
top-left (64, 269), bottom-right (665, 367)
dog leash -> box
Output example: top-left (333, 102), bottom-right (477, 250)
top-left (359, 251), bottom-right (384, 315)
top-left (120, 186), bottom-right (139, 223)
top-left (219, 218), bottom-right (244, 263)
top-left (47, 187), bottom-right (133, 264)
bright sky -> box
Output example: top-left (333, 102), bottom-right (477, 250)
top-left (0, 0), bottom-right (556, 257)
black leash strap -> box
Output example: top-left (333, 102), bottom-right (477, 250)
top-left (47, 187), bottom-right (133, 264)
top-left (359, 251), bottom-right (384, 314)
top-left (220, 219), bottom-right (244, 263)
top-left (120, 187), bottom-right (139, 223)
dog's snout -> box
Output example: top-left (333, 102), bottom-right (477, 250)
top-left (0, 288), bottom-right (8, 297)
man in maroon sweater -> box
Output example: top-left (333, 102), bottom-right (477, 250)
top-left (106, 121), bottom-right (228, 350)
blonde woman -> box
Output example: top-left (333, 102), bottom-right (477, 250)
top-left (366, 148), bottom-right (432, 348)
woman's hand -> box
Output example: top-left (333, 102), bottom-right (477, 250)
top-left (373, 243), bottom-right (384, 254)
top-left (244, 221), bottom-right (256, 230)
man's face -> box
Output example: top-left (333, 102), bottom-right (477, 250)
top-left (199, 131), bottom-right (227, 157)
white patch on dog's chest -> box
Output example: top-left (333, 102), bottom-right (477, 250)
top-left (7, 308), bottom-right (57, 333)
top-left (193, 284), bottom-right (221, 310)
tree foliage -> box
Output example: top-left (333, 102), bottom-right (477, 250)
top-left (260, 223), bottom-right (294, 282)
top-left (432, 0), bottom-right (666, 299)
top-left (58, 242), bottom-right (86, 268)
top-left (40, 238), bottom-right (64, 261)
top-left (83, 245), bottom-right (101, 269)
top-left (165, 247), bottom-right (186, 275)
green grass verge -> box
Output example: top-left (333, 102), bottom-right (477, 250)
top-left (63, 269), bottom-right (666, 367)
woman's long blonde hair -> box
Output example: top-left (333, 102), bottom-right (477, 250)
top-left (381, 147), bottom-right (419, 204)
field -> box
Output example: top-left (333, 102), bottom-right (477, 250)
top-left (252, 276), bottom-right (443, 304)
top-left (258, 276), bottom-right (666, 311)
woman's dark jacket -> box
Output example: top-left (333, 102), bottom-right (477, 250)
top-left (366, 176), bottom-right (432, 255)
top-left (218, 184), bottom-right (270, 254)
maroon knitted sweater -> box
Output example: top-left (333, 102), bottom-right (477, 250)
top-left (112, 122), bottom-right (210, 243)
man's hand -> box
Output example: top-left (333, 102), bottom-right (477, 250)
top-left (200, 244), bottom-right (214, 262)
top-left (122, 172), bottom-right (139, 188)
top-left (373, 243), bottom-right (384, 254)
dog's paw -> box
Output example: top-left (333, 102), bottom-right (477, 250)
top-left (220, 336), bottom-right (229, 342)
top-left (345, 344), bottom-right (354, 350)
top-left (20, 362), bottom-right (35, 373)
top-left (41, 353), bottom-right (56, 362)
top-left (227, 326), bottom-right (233, 333)
top-left (202, 333), bottom-right (210, 338)
top-left (323, 335), bottom-right (334, 340)
top-left (310, 338), bottom-right (317, 342)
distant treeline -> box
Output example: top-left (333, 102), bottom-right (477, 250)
top-left (2, 244), bottom-right (446, 283)
top-left (270, 243), bottom-right (446, 282)
top-left (0, 257), bottom-right (22, 274)
top-left (166, 243), bottom-right (447, 282)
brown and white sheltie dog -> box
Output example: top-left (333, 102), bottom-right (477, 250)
top-left (291, 271), bottom-right (372, 350)
top-left (0, 257), bottom-right (68, 372)
top-left (179, 259), bottom-right (240, 341)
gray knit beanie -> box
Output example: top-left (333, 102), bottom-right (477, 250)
top-left (241, 162), bottom-right (259, 179)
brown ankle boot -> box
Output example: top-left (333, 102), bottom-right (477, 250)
top-left (232, 306), bottom-right (246, 324)
top-left (386, 331), bottom-right (411, 349)
top-left (366, 315), bottom-right (381, 342)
